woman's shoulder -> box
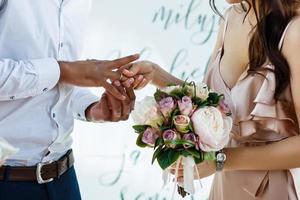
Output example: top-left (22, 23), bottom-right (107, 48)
top-left (282, 16), bottom-right (300, 51)
top-left (281, 15), bottom-right (300, 75)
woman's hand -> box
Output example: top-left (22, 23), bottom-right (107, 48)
top-left (58, 54), bottom-right (139, 100)
top-left (120, 60), bottom-right (184, 89)
top-left (170, 160), bottom-right (216, 183)
top-left (121, 61), bottom-right (157, 90)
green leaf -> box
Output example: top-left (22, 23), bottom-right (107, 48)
top-left (194, 155), bottom-right (203, 164)
top-left (181, 81), bottom-right (195, 98)
top-left (152, 145), bottom-right (163, 164)
top-left (159, 125), bottom-right (173, 132)
top-left (154, 89), bottom-right (169, 103)
top-left (164, 139), bottom-right (195, 147)
top-left (169, 88), bottom-right (185, 100)
top-left (186, 148), bottom-right (201, 159)
top-left (188, 122), bottom-right (194, 132)
top-left (198, 99), bottom-right (208, 108)
top-left (132, 125), bottom-right (151, 134)
top-left (154, 137), bottom-right (164, 149)
top-left (136, 133), bottom-right (148, 148)
top-left (170, 108), bottom-right (180, 127)
top-left (203, 152), bottom-right (216, 161)
top-left (207, 92), bottom-right (223, 106)
top-left (157, 149), bottom-right (181, 170)
top-left (180, 150), bottom-right (191, 157)
top-left (182, 78), bottom-right (190, 86)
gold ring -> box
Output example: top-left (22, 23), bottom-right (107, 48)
top-left (119, 73), bottom-right (124, 80)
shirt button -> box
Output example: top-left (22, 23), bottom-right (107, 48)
top-left (60, 42), bottom-right (64, 48)
top-left (43, 88), bottom-right (48, 92)
top-left (77, 113), bottom-right (81, 117)
top-left (10, 96), bottom-right (15, 100)
top-left (52, 113), bottom-right (56, 118)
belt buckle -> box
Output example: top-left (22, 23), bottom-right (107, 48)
top-left (36, 160), bottom-right (54, 184)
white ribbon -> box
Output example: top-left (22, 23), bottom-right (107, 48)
top-left (182, 156), bottom-right (196, 194)
top-left (171, 157), bottom-right (181, 200)
top-left (162, 156), bottom-right (203, 199)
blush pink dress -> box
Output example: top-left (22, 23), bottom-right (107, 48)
top-left (204, 12), bottom-right (300, 200)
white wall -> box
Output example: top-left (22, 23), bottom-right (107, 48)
top-left (72, 0), bottom-right (227, 199)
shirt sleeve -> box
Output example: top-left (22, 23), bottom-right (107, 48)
top-left (0, 58), bottom-right (60, 101)
top-left (71, 87), bottom-right (101, 121)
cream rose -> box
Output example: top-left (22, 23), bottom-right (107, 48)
top-left (161, 85), bottom-right (181, 94)
top-left (191, 106), bottom-right (232, 152)
top-left (195, 82), bottom-right (210, 100)
top-left (173, 115), bottom-right (191, 134)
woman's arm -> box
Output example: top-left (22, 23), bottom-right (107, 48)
top-left (172, 135), bottom-right (300, 180)
top-left (121, 17), bottom-right (225, 89)
top-left (152, 63), bottom-right (184, 88)
top-left (224, 136), bottom-right (300, 171)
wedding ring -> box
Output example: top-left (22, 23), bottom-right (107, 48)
top-left (119, 73), bottom-right (124, 80)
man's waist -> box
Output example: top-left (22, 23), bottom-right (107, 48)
top-left (0, 149), bottom-right (74, 184)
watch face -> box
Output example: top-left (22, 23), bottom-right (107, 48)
top-left (217, 153), bottom-right (226, 162)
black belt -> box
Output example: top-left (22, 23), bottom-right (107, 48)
top-left (0, 149), bottom-right (74, 184)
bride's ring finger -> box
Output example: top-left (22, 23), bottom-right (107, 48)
top-left (136, 78), bottom-right (148, 90)
top-left (133, 75), bottom-right (144, 88)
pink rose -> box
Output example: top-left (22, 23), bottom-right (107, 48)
top-left (142, 128), bottom-right (159, 147)
top-left (191, 107), bottom-right (232, 152)
top-left (163, 129), bottom-right (179, 148)
top-left (182, 133), bottom-right (197, 149)
top-left (173, 115), bottom-right (190, 133)
top-left (178, 96), bottom-right (193, 116)
top-left (163, 129), bottom-right (178, 141)
top-left (159, 97), bottom-right (176, 118)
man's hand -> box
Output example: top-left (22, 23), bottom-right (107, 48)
top-left (58, 54), bottom-right (139, 100)
top-left (85, 85), bottom-right (136, 122)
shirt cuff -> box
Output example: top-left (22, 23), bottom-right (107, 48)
top-left (72, 92), bottom-right (101, 121)
top-left (29, 58), bottom-right (60, 93)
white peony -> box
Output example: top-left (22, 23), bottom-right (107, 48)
top-left (191, 106), bottom-right (232, 152)
top-left (131, 96), bottom-right (164, 128)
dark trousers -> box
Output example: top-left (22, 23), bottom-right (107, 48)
top-left (0, 166), bottom-right (81, 200)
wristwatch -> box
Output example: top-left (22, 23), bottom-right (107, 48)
top-left (216, 149), bottom-right (227, 171)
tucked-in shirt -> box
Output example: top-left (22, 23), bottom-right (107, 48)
top-left (0, 0), bottom-right (100, 166)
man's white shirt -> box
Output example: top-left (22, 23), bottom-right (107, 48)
top-left (0, 0), bottom-right (100, 166)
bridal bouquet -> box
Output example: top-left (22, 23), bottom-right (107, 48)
top-left (132, 82), bottom-right (232, 198)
